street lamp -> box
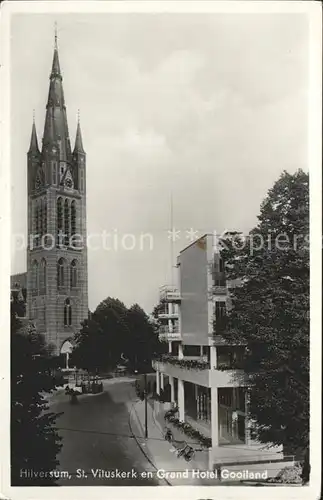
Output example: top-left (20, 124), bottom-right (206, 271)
top-left (134, 370), bottom-right (148, 439)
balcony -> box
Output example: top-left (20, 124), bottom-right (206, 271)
top-left (213, 285), bottom-right (227, 296)
top-left (159, 285), bottom-right (181, 302)
top-left (158, 325), bottom-right (181, 342)
top-left (158, 310), bottom-right (179, 320)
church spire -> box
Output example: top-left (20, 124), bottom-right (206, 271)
top-left (42, 25), bottom-right (71, 159)
top-left (51, 23), bottom-right (61, 78)
top-left (74, 111), bottom-right (85, 154)
top-left (28, 111), bottom-right (40, 154)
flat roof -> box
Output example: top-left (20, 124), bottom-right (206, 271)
top-left (179, 233), bottom-right (212, 254)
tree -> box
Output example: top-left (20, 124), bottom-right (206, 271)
top-left (124, 304), bottom-right (163, 372)
top-left (71, 298), bottom-right (164, 374)
top-left (218, 170), bottom-right (309, 459)
top-left (11, 305), bottom-right (62, 485)
top-left (71, 298), bottom-right (129, 373)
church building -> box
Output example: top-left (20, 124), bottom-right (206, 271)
top-left (19, 33), bottom-right (89, 356)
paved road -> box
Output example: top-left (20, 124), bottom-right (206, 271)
top-left (48, 378), bottom-right (160, 486)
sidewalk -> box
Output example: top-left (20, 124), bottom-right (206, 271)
top-left (128, 398), bottom-right (296, 486)
top-left (128, 398), bottom-right (218, 486)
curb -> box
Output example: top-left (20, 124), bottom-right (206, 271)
top-left (128, 401), bottom-right (171, 486)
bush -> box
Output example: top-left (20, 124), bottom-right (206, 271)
top-left (164, 409), bottom-right (211, 448)
top-left (270, 463), bottom-right (302, 484)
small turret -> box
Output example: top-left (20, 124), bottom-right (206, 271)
top-left (28, 114), bottom-right (40, 155)
top-left (73, 113), bottom-right (85, 154)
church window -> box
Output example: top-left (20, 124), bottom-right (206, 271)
top-left (57, 197), bottom-right (63, 245)
top-left (64, 298), bottom-right (72, 326)
top-left (32, 260), bottom-right (39, 293)
top-left (40, 199), bottom-right (44, 237)
top-left (71, 201), bottom-right (76, 237)
top-left (70, 260), bottom-right (77, 288)
top-left (31, 300), bottom-right (37, 320)
top-left (52, 162), bottom-right (57, 185)
top-left (64, 199), bottom-right (70, 246)
top-left (80, 169), bottom-right (84, 191)
top-left (57, 258), bottom-right (65, 288)
top-left (35, 201), bottom-right (40, 245)
top-left (40, 259), bottom-right (47, 294)
top-left (43, 197), bottom-right (47, 236)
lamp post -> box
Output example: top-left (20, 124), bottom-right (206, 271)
top-left (134, 370), bottom-right (148, 439)
top-left (144, 373), bottom-right (148, 439)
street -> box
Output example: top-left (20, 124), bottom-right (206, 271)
top-left (48, 378), bottom-right (160, 486)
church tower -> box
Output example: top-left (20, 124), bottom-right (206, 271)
top-left (26, 33), bottom-right (88, 355)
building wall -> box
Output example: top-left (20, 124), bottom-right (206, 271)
top-left (179, 234), bottom-right (214, 346)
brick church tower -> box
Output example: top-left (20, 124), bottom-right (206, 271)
top-left (26, 34), bottom-right (88, 355)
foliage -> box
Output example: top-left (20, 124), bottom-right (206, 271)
top-left (164, 407), bottom-right (211, 448)
top-left (218, 170), bottom-right (309, 456)
top-left (154, 353), bottom-right (209, 371)
top-left (11, 305), bottom-right (62, 485)
top-left (71, 298), bottom-right (163, 374)
top-left (268, 463), bottom-right (302, 484)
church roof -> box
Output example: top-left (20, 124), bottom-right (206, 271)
top-left (28, 120), bottom-right (40, 154)
top-left (42, 38), bottom-right (72, 160)
top-left (73, 120), bottom-right (85, 154)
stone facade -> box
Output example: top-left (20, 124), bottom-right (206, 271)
top-left (26, 38), bottom-right (88, 355)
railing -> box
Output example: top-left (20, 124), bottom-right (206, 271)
top-left (159, 332), bottom-right (181, 341)
top-left (159, 325), bottom-right (179, 334)
top-left (158, 311), bottom-right (179, 319)
top-left (159, 285), bottom-right (181, 302)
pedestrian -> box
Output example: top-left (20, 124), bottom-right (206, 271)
top-left (215, 463), bottom-right (222, 481)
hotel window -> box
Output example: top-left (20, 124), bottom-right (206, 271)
top-left (215, 301), bottom-right (226, 321)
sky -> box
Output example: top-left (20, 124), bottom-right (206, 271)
top-left (10, 12), bottom-right (309, 313)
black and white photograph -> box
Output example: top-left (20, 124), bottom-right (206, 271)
top-left (0, 1), bottom-right (321, 499)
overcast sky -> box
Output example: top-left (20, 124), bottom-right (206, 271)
top-left (10, 12), bottom-right (309, 313)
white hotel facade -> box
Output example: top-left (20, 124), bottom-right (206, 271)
top-left (152, 233), bottom-right (282, 468)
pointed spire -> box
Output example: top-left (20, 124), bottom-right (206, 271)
top-left (74, 110), bottom-right (85, 154)
top-left (51, 22), bottom-right (61, 78)
top-left (42, 28), bottom-right (71, 159)
top-left (28, 111), bottom-right (40, 154)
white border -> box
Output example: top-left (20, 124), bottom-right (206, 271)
top-left (0, 2), bottom-right (321, 500)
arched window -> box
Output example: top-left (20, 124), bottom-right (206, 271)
top-left (71, 201), bottom-right (76, 238)
top-left (40, 259), bottom-right (46, 293)
top-left (34, 200), bottom-right (40, 245)
top-left (39, 199), bottom-right (43, 237)
top-left (32, 260), bottom-right (39, 293)
top-left (70, 260), bottom-right (77, 288)
top-left (57, 197), bottom-right (63, 245)
top-left (31, 300), bottom-right (37, 320)
top-left (64, 199), bottom-right (70, 246)
top-left (52, 161), bottom-right (57, 185)
top-left (57, 258), bottom-right (65, 288)
top-left (64, 298), bottom-right (72, 326)
top-left (80, 169), bottom-right (84, 191)
top-left (43, 197), bottom-right (47, 237)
